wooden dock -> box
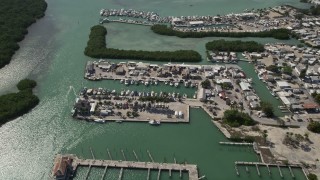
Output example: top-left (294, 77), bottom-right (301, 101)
top-left (63, 154), bottom-right (199, 180)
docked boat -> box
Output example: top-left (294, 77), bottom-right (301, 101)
top-left (120, 79), bottom-right (124, 83)
top-left (170, 81), bottom-right (174, 86)
top-left (131, 80), bottom-right (135, 85)
top-left (94, 119), bottom-right (105, 123)
top-left (164, 81), bottom-right (168, 85)
top-left (125, 79), bottom-right (129, 85)
top-left (120, 91), bottom-right (125, 96)
top-left (151, 91), bottom-right (155, 97)
top-left (145, 81), bottom-right (149, 86)
top-left (149, 120), bottom-right (160, 125)
top-left (184, 81), bottom-right (189, 87)
top-left (115, 120), bottom-right (122, 123)
top-left (183, 93), bottom-right (187, 98)
top-left (174, 82), bottom-right (179, 87)
top-left (154, 80), bottom-right (158, 85)
top-left (126, 90), bottom-right (130, 96)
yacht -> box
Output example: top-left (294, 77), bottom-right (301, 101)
top-left (149, 120), bottom-right (160, 125)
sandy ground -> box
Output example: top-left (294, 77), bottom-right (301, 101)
top-left (258, 125), bottom-right (320, 176)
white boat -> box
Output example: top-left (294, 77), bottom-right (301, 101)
top-left (111, 89), bottom-right (116, 94)
top-left (183, 94), bottom-right (187, 98)
top-left (126, 90), bottom-right (130, 96)
top-left (184, 81), bottom-right (189, 87)
top-left (131, 80), bottom-right (135, 85)
top-left (151, 91), bottom-right (155, 97)
top-left (154, 81), bottom-right (158, 85)
top-left (247, 78), bottom-right (253, 83)
top-left (149, 120), bottom-right (160, 125)
top-left (120, 91), bottom-right (125, 96)
top-left (164, 81), bottom-right (168, 85)
top-left (120, 79), bottom-right (124, 83)
top-left (145, 81), bottom-right (149, 86)
top-left (138, 92), bottom-right (142, 96)
top-left (125, 79), bottom-right (129, 85)
top-left (170, 81), bottom-right (174, 86)
top-left (193, 94), bottom-right (197, 99)
top-left (174, 82), bottom-right (179, 87)
top-left (94, 119), bottom-right (105, 123)
top-left (190, 83), bottom-right (195, 88)
top-left (115, 120), bottom-right (122, 123)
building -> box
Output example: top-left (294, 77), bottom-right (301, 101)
top-left (239, 82), bottom-right (251, 91)
top-left (115, 67), bottom-right (125, 75)
top-left (198, 88), bottom-right (206, 102)
top-left (276, 81), bottom-right (291, 89)
top-left (52, 155), bottom-right (74, 180)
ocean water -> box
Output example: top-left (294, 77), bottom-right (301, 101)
top-left (0, 0), bottom-right (309, 179)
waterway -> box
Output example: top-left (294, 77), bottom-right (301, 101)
top-left (0, 0), bottom-right (310, 179)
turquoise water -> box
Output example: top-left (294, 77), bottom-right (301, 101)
top-left (0, 0), bottom-right (310, 179)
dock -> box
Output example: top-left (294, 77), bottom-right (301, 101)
top-left (255, 164), bottom-right (260, 176)
top-left (278, 164), bottom-right (283, 178)
top-left (101, 165), bottom-right (108, 180)
top-left (61, 154), bottom-right (199, 180)
top-left (219, 142), bottom-right (253, 146)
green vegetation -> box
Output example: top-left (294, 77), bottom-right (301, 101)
top-left (307, 121), bottom-right (320, 133)
top-left (17, 79), bottom-right (37, 91)
top-left (299, 69), bottom-right (307, 78)
top-left (201, 79), bottom-right (211, 89)
top-left (260, 101), bottom-right (274, 117)
top-left (223, 109), bottom-right (256, 127)
top-left (310, 6), bottom-right (320, 15)
top-left (229, 135), bottom-right (255, 143)
top-left (308, 173), bottom-right (318, 180)
top-left (0, 79), bottom-right (39, 125)
top-left (282, 66), bottom-right (293, 75)
top-left (151, 24), bottom-right (291, 40)
top-left (205, 40), bottom-right (264, 52)
top-left (266, 65), bottom-right (280, 74)
top-left (0, 0), bottom-right (47, 69)
top-left (311, 92), bottom-right (320, 104)
top-left (84, 25), bottom-right (201, 62)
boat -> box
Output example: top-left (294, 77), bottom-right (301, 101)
top-left (151, 91), bottom-right (155, 97)
top-left (174, 82), bottom-right (179, 87)
top-left (183, 94), bottom-right (187, 98)
top-left (111, 89), bottom-right (116, 94)
top-left (149, 120), bottom-right (160, 125)
top-left (125, 79), bottom-right (129, 85)
top-left (170, 81), bottom-right (174, 86)
top-left (193, 94), bottom-right (197, 99)
top-left (154, 80), bottom-right (158, 85)
top-left (94, 119), bottom-right (105, 123)
top-left (145, 81), bottom-right (149, 86)
top-left (120, 79), bottom-right (124, 83)
top-left (115, 120), bottom-right (122, 123)
top-left (71, 108), bottom-right (76, 116)
top-left (184, 81), bottom-right (189, 87)
top-left (120, 91), bottom-right (125, 96)
top-left (164, 81), bottom-right (168, 85)
top-left (131, 80), bottom-right (135, 85)
top-left (126, 90), bottom-right (130, 96)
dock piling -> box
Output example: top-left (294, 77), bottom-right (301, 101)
top-left (121, 149), bottom-right (126, 161)
top-left (246, 166), bottom-right (249, 173)
top-left (90, 147), bottom-right (95, 159)
top-left (133, 150), bottom-right (139, 161)
top-left (277, 165), bottom-right (283, 178)
top-left (157, 169), bottom-right (161, 180)
top-left (180, 169), bottom-right (182, 178)
top-left (147, 150), bottom-right (154, 162)
top-left (147, 168), bottom-right (150, 180)
top-left (118, 167), bottom-right (123, 180)
top-left (174, 157), bottom-right (177, 164)
top-left (289, 166), bottom-right (295, 178)
top-left (266, 164), bottom-right (271, 175)
top-left (101, 165), bottom-right (108, 180)
top-left (107, 148), bottom-right (112, 160)
top-left (256, 164), bottom-right (260, 176)
top-left (169, 169), bottom-right (172, 177)
top-left (85, 165), bottom-right (92, 180)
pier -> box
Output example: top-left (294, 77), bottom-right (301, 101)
top-left (157, 169), bottom-right (161, 180)
top-left (219, 142), bottom-right (253, 146)
top-left (255, 164), bottom-right (260, 176)
top-left (56, 154), bottom-right (199, 180)
top-left (278, 164), bottom-right (283, 178)
top-left (288, 166), bottom-right (295, 178)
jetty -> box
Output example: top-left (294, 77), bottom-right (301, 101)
top-left (53, 154), bottom-right (199, 180)
top-left (219, 142), bottom-right (253, 146)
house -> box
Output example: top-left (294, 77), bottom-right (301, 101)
top-left (198, 88), bottom-right (206, 101)
top-left (303, 103), bottom-right (319, 112)
top-left (86, 61), bottom-right (95, 74)
top-left (295, 64), bottom-right (306, 76)
top-left (239, 82), bottom-right (251, 91)
top-left (276, 81), bottom-right (291, 89)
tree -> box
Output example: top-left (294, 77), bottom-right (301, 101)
top-left (17, 79), bottom-right (37, 90)
top-left (282, 66), bottom-right (293, 75)
top-left (260, 101), bottom-right (274, 117)
top-left (201, 79), bottom-right (211, 89)
top-left (266, 65), bottom-right (280, 73)
top-left (299, 69), bottom-right (307, 78)
top-left (223, 109), bottom-right (256, 127)
top-left (307, 121), bottom-right (320, 133)
top-left (307, 173), bottom-right (318, 180)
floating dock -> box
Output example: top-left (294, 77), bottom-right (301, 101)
top-left (219, 142), bottom-right (253, 146)
top-left (54, 154), bottom-right (199, 180)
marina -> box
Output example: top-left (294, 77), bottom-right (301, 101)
top-left (52, 154), bottom-right (199, 180)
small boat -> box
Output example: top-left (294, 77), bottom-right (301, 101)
top-left (190, 83), bottom-right (195, 88)
top-left (94, 119), bottom-right (105, 123)
top-left (174, 82), bottom-right (179, 87)
top-left (154, 81), bottom-right (158, 85)
top-left (164, 81), bottom-right (168, 85)
top-left (111, 89), bottom-right (116, 94)
top-left (120, 79), bottom-right (124, 83)
top-left (183, 93), bottom-right (187, 98)
top-left (193, 94), bottom-right (197, 99)
top-left (145, 81), bottom-right (149, 86)
top-left (184, 81), bottom-right (189, 87)
top-left (126, 90), bottom-right (130, 96)
top-left (120, 91), bottom-right (125, 96)
top-left (151, 91), bottom-right (155, 97)
top-left (149, 120), bottom-right (160, 125)
top-left (131, 80), bottom-right (135, 85)
top-left (115, 120), bottom-right (122, 123)
top-left (125, 79), bottom-right (129, 85)
top-left (170, 81), bottom-right (174, 86)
